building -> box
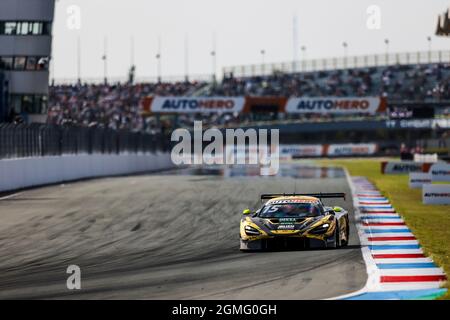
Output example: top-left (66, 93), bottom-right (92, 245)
top-left (0, 0), bottom-right (55, 123)
top-left (0, 70), bottom-right (8, 122)
top-left (436, 9), bottom-right (450, 36)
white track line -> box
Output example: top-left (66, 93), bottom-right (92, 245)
top-left (0, 192), bottom-right (22, 201)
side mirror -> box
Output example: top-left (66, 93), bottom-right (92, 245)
top-left (242, 209), bottom-right (251, 215)
top-left (333, 207), bottom-right (342, 213)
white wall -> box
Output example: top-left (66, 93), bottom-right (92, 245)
top-left (0, 152), bottom-right (174, 192)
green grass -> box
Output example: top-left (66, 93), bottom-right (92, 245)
top-left (315, 159), bottom-right (450, 299)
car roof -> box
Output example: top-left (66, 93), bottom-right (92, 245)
top-left (266, 196), bottom-right (320, 204)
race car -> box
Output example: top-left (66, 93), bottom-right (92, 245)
top-left (240, 193), bottom-right (350, 251)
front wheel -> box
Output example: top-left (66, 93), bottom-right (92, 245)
top-left (341, 223), bottom-right (350, 247)
top-left (327, 224), bottom-right (341, 249)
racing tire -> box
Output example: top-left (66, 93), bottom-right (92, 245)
top-left (341, 223), bottom-right (350, 247)
top-left (327, 224), bottom-right (341, 249)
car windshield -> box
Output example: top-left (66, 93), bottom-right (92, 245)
top-left (258, 202), bottom-right (322, 218)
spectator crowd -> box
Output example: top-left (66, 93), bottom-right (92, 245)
top-left (47, 81), bottom-right (206, 132)
top-left (47, 63), bottom-right (450, 131)
top-left (211, 63), bottom-right (450, 100)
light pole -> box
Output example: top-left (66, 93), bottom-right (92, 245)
top-left (130, 36), bottom-right (135, 68)
top-left (156, 53), bottom-right (161, 83)
top-left (384, 38), bottom-right (389, 64)
top-left (342, 42), bottom-right (348, 68)
top-left (211, 50), bottom-right (216, 83)
top-left (184, 34), bottom-right (189, 82)
top-left (301, 46), bottom-right (306, 71)
top-left (128, 36), bottom-right (136, 84)
top-left (77, 36), bottom-right (81, 83)
top-left (427, 36), bottom-right (432, 63)
top-left (102, 36), bottom-right (108, 84)
top-left (211, 32), bottom-right (217, 82)
top-left (156, 36), bottom-right (162, 83)
top-left (260, 49), bottom-right (266, 74)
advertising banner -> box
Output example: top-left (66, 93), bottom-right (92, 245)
top-left (381, 161), bottom-right (432, 174)
top-left (279, 143), bottom-right (379, 158)
top-left (285, 97), bottom-right (383, 115)
top-left (423, 184), bottom-right (450, 205)
top-left (326, 143), bottom-right (378, 156)
top-left (150, 96), bottom-right (245, 114)
top-left (429, 163), bottom-right (450, 182)
top-left (280, 145), bottom-right (324, 157)
top-left (409, 172), bottom-right (432, 189)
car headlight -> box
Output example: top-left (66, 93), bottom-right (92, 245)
top-left (309, 222), bottom-right (331, 235)
top-left (244, 225), bottom-right (261, 236)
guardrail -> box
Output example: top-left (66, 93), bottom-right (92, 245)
top-left (0, 123), bottom-right (170, 160)
top-left (223, 50), bottom-right (450, 77)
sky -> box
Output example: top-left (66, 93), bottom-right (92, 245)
top-left (51, 0), bottom-right (450, 81)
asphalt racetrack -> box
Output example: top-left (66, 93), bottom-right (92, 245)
top-left (0, 164), bottom-right (367, 299)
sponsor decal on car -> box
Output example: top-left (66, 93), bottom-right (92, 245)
top-left (277, 224), bottom-right (295, 230)
top-left (269, 199), bottom-right (318, 204)
top-left (278, 218), bottom-right (297, 224)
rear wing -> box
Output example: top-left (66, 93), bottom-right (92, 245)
top-left (261, 193), bottom-right (346, 201)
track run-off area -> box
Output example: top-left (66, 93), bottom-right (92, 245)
top-left (0, 164), bottom-right (367, 299)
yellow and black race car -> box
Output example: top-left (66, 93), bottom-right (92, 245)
top-left (240, 193), bottom-right (350, 251)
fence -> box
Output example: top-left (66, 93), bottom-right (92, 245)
top-left (51, 73), bottom-right (216, 86)
top-left (417, 137), bottom-right (450, 156)
top-left (0, 123), bottom-right (171, 160)
top-left (223, 50), bottom-right (450, 78)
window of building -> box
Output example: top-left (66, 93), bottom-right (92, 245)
top-left (13, 57), bottom-right (26, 70)
top-left (10, 94), bottom-right (48, 114)
top-left (22, 95), bottom-right (34, 113)
top-left (0, 57), bottom-right (13, 70)
top-left (4, 22), bottom-right (17, 35)
top-left (32, 22), bottom-right (43, 35)
top-left (25, 57), bottom-right (37, 70)
top-left (36, 57), bottom-right (49, 70)
top-left (0, 56), bottom-right (49, 71)
top-left (20, 22), bottom-right (29, 35)
top-left (40, 95), bottom-right (48, 114)
top-left (0, 21), bottom-right (51, 35)
top-left (10, 95), bottom-right (22, 113)
top-left (43, 22), bottom-right (52, 36)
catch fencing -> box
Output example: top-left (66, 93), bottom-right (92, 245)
top-left (0, 123), bottom-right (171, 159)
top-left (224, 50), bottom-right (450, 77)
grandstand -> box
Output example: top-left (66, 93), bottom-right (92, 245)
top-left (45, 56), bottom-right (450, 158)
top-left (0, 1), bottom-right (447, 159)
top-left (214, 62), bottom-right (450, 102)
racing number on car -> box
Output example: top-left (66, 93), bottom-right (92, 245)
top-left (261, 205), bottom-right (280, 214)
